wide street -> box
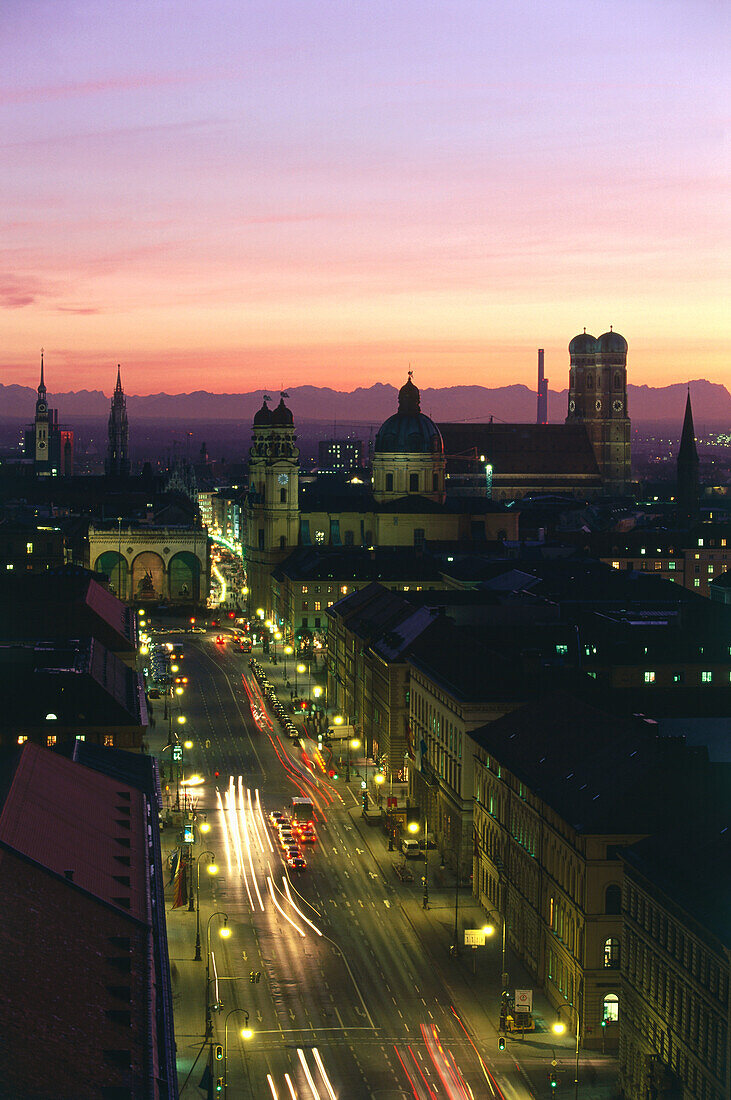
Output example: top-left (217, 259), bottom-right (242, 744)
top-left (151, 632), bottom-right (619, 1100)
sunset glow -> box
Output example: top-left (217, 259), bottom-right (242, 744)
top-left (1, 1), bottom-right (728, 394)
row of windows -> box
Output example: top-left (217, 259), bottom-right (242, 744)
top-left (643, 669), bottom-right (726, 684)
top-left (17, 733), bottom-right (114, 748)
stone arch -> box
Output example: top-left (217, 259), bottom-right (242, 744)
top-left (131, 551), bottom-right (166, 601)
top-left (168, 551), bottom-right (202, 601)
top-left (95, 550), bottom-right (129, 601)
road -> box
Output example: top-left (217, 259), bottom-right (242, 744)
top-left (156, 633), bottom-right (618, 1100)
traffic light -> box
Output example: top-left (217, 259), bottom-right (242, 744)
top-left (362, 792), bottom-right (369, 810)
top-left (215, 1077), bottom-right (223, 1093)
top-left (213, 1044), bottom-right (223, 1061)
top-left (549, 1070), bottom-right (558, 1089)
top-left (497, 1036), bottom-right (506, 1051)
top-left (250, 971), bottom-right (255, 983)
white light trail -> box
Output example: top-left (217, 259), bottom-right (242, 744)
top-left (226, 784), bottom-right (254, 910)
top-left (282, 877), bottom-right (322, 937)
top-left (247, 785), bottom-right (266, 854)
top-left (284, 1074), bottom-right (298, 1099)
top-left (216, 789), bottom-right (233, 874)
top-left (266, 877), bottom-right (305, 937)
top-left (238, 777), bottom-right (265, 911)
top-left (266, 1074), bottom-right (280, 1099)
top-left (312, 1048), bottom-right (338, 1100)
top-left (256, 789), bottom-right (274, 852)
top-left (297, 1049), bottom-right (322, 1100)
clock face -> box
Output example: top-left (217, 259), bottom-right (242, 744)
top-left (613, 399), bottom-right (623, 412)
top-left (568, 399), bottom-right (576, 412)
top-left (37, 403), bottom-right (46, 413)
top-left (38, 441), bottom-right (46, 450)
top-left (277, 473), bottom-right (289, 486)
top-left (595, 399), bottom-right (602, 411)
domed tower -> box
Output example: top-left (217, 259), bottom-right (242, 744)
top-left (566, 328), bottom-right (631, 494)
top-left (245, 392), bottom-right (300, 618)
top-left (106, 364), bottom-right (130, 478)
top-left (373, 373), bottom-right (445, 503)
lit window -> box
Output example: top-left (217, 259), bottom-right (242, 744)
top-left (668, 561), bottom-right (676, 571)
top-left (6, 564), bottom-right (13, 571)
top-left (302, 585), bottom-right (308, 594)
top-left (104, 734), bottom-right (114, 747)
top-left (694, 579), bottom-right (701, 587)
top-left (46, 735), bottom-right (57, 747)
top-left (17, 735), bottom-right (27, 744)
top-left (611, 561), bottom-right (620, 570)
top-left (640, 548), bottom-right (646, 555)
top-left (698, 538), bottom-right (704, 547)
top-left (314, 601), bottom-right (321, 612)
top-left (654, 561), bottom-right (662, 570)
top-left (556, 644), bottom-right (568, 656)
top-left (26, 542), bottom-right (33, 554)
top-left (644, 671), bottom-right (656, 683)
top-left (701, 671), bottom-right (712, 683)
top-left (340, 585), bottom-right (348, 594)
top-left (694, 553), bottom-right (700, 560)
top-left (673, 672), bottom-right (683, 683)
top-left (602, 994), bottom-right (619, 1022)
top-left (604, 938), bottom-right (620, 969)
top-left (75, 735), bottom-right (86, 741)
top-left (708, 565), bottom-right (714, 574)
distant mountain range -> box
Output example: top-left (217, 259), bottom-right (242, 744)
top-left (1, 379), bottom-right (728, 427)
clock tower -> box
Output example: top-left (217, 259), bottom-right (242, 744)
top-left (245, 393), bottom-right (300, 620)
top-left (566, 329), bottom-right (631, 494)
top-left (34, 349), bottom-right (50, 472)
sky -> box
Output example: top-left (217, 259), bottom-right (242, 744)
top-left (1, 0), bottom-right (728, 396)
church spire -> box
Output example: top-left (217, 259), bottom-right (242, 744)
top-left (38, 348), bottom-right (46, 395)
top-left (677, 387), bottom-right (700, 525)
top-left (114, 363), bottom-right (123, 395)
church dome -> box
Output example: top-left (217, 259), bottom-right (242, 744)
top-left (270, 396), bottom-right (294, 427)
top-left (253, 397), bottom-right (271, 426)
top-left (374, 375), bottom-right (443, 455)
top-left (597, 329), bottom-right (627, 355)
top-left (569, 332), bottom-right (597, 356)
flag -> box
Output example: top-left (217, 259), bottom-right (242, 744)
top-left (172, 854), bottom-right (187, 909)
top-left (168, 849), bottom-right (179, 887)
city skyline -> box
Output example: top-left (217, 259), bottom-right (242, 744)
top-left (2, 1), bottom-right (728, 394)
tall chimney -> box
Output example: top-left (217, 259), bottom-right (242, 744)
top-left (537, 349), bottom-right (548, 424)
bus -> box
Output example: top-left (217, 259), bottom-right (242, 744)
top-left (291, 797), bottom-right (314, 825)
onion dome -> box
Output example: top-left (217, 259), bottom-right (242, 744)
top-left (253, 396), bottom-right (271, 426)
top-left (374, 374), bottom-right (443, 454)
top-left (270, 396), bottom-right (294, 427)
top-left (597, 329), bottom-right (628, 355)
top-left (568, 331), bottom-right (597, 356)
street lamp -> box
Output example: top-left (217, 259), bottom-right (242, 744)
top-left (552, 990), bottom-right (582, 1100)
top-left (408, 818), bottom-right (430, 909)
top-left (347, 737), bottom-right (360, 784)
top-left (206, 913), bottom-right (231, 1037)
top-left (481, 908), bottom-right (509, 1027)
top-left (224, 1009), bottom-right (253, 1098)
top-left (191, 851), bottom-right (219, 957)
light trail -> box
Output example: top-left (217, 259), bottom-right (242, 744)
top-left (407, 1044), bottom-right (438, 1100)
top-left (247, 785), bottom-right (266, 854)
top-left (311, 1048), bottom-right (338, 1100)
top-left (296, 1048), bottom-right (322, 1100)
top-left (216, 789), bottom-right (234, 875)
top-left (238, 777), bottom-right (265, 911)
top-left (282, 876), bottom-right (323, 936)
top-left (266, 1075), bottom-right (280, 1099)
top-left (393, 1047), bottom-right (422, 1099)
top-left (284, 1074), bottom-right (298, 1099)
top-left (266, 876), bottom-right (305, 937)
top-left (255, 788), bottom-right (274, 852)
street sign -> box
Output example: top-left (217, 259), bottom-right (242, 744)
top-left (515, 989), bottom-right (533, 1012)
top-left (172, 745), bottom-right (182, 761)
top-left (464, 929), bottom-right (486, 946)
top-left (183, 824), bottom-right (194, 843)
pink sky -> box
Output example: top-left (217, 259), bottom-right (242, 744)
top-left (1, 0), bottom-right (728, 395)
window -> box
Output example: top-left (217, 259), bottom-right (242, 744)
top-left (17, 735), bottom-right (27, 744)
top-left (302, 585), bottom-right (308, 594)
top-left (654, 561), bottom-right (663, 571)
top-left (314, 530), bottom-right (325, 544)
top-left (279, 535), bottom-right (286, 548)
top-left (602, 994), bottom-right (619, 1022)
top-left (701, 671), bottom-right (712, 683)
top-left (668, 560), bottom-right (676, 571)
top-left (280, 488), bottom-right (287, 503)
top-left (604, 938), bottom-right (620, 969)
top-left (644, 671), bottom-right (656, 683)
top-left (258, 529), bottom-right (265, 550)
top-left (694, 579), bottom-right (701, 587)
top-left (556, 644), bottom-right (568, 655)
top-left (314, 601), bottom-right (321, 612)
top-left (611, 561), bottom-right (620, 570)
top-left (340, 585), bottom-right (348, 594)
top-left (409, 473), bottom-right (419, 492)
top-left (386, 473), bottom-right (394, 491)
top-left (673, 672), bottom-right (683, 683)
top-left (47, 735), bottom-right (57, 747)
top-left (302, 601), bottom-right (309, 611)
top-left (104, 735), bottom-right (114, 747)
top-left (314, 617), bottom-right (321, 628)
top-left (302, 617), bottom-right (308, 628)
top-left (26, 541), bottom-right (33, 554)
top-left (605, 884), bottom-right (621, 914)
top-left (698, 538), bottom-right (704, 547)
top-left (414, 528), bottom-right (425, 548)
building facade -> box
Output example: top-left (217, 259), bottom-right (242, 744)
top-left (89, 522), bottom-right (209, 604)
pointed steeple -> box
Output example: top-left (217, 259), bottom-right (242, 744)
top-left (677, 387), bottom-right (700, 525)
top-left (679, 388), bottom-right (697, 461)
top-left (114, 363), bottom-right (123, 395)
top-left (38, 348), bottom-right (46, 395)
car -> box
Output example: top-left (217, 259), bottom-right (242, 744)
top-left (269, 811), bottom-right (285, 825)
top-left (283, 845), bottom-right (300, 859)
top-left (401, 838), bottom-right (422, 858)
top-left (287, 856), bottom-right (307, 871)
top-left (216, 635), bottom-right (225, 644)
top-left (298, 829), bottom-right (316, 843)
top-left (279, 830), bottom-right (295, 846)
